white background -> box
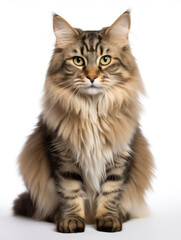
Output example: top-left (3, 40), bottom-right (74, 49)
top-left (0, 0), bottom-right (181, 239)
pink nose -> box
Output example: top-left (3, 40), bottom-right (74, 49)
top-left (86, 74), bottom-right (97, 83)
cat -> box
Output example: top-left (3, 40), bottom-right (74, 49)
top-left (13, 11), bottom-right (154, 233)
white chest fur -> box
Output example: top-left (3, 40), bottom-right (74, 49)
top-left (76, 117), bottom-right (114, 193)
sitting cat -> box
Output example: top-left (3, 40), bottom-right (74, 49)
top-left (13, 11), bottom-right (154, 233)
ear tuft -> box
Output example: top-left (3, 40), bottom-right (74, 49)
top-left (53, 12), bottom-right (58, 17)
top-left (53, 15), bottom-right (78, 48)
top-left (123, 9), bottom-right (131, 14)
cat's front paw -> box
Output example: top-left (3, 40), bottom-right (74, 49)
top-left (57, 216), bottom-right (85, 233)
top-left (96, 215), bottom-right (122, 232)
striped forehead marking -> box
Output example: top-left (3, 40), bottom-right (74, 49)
top-left (82, 31), bottom-right (102, 53)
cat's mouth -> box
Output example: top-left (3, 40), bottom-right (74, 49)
top-left (89, 85), bottom-right (97, 88)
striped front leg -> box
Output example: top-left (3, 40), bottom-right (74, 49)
top-left (55, 161), bottom-right (86, 233)
top-left (96, 154), bottom-right (131, 232)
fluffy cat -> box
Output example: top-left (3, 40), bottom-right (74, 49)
top-left (13, 11), bottom-right (154, 233)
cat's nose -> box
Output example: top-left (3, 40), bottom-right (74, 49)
top-left (86, 74), bottom-right (97, 83)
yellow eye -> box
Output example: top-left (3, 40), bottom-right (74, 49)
top-left (100, 55), bottom-right (111, 66)
top-left (73, 56), bottom-right (84, 66)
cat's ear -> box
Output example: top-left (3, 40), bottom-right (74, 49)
top-left (105, 11), bottom-right (131, 45)
top-left (53, 14), bottom-right (79, 48)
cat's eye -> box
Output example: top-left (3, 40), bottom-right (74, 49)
top-left (100, 55), bottom-right (111, 66)
top-left (73, 56), bottom-right (85, 66)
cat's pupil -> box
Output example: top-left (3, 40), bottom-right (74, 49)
top-left (77, 57), bottom-right (81, 63)
top-left (104, 57), bottom-right (108, 62)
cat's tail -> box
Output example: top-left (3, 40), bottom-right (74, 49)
top-left (13, 192), bottom-right (35, 218)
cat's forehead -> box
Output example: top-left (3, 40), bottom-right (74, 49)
top-left (81, 31), bottom-right (102, 52)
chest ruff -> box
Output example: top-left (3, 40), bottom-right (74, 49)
top-left (56, 110), bottom-right (135, 194)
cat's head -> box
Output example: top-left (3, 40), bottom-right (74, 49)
top-left (47, 12), bottom-right (143, 97)
top-left (44, 12), bottom-right (143, 117)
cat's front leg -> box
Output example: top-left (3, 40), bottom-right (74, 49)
top-left (96, 155), bottom-right (131, 232)
top-left (55, 162), bottom-right (86, 233)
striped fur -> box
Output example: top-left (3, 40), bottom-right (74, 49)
top-left (13, 12), bottom-right (154, 233)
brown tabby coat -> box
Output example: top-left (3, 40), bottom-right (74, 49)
top-left (13, 12), bottom-right (154, 233)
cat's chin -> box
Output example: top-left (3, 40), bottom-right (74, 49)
top-left (80, 86), bottom-right (104, 95)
